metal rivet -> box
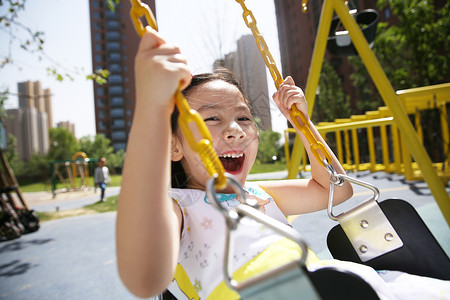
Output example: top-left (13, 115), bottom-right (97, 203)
top-left (359, 245), bottom-right (368, 253)
top-left (360, 220), bottom-right (369, 228)
top-left (385, 233), bottom-right (394, 242)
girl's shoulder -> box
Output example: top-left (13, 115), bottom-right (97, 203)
top-left (169, 188), bottom-right (206, 207)
top-left (169, 183), bottom-right (270, 200)
top-left (245, 181), bottom-right (272, 199)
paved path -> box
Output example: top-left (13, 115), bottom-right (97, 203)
top-left (1, 171), bottom-right (449, 299)
top-left (22, 187), bottom-right (121, 213)
top-left (0, 213), bottom-right (140, 300)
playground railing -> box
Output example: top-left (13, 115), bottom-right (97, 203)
top-left (285, 82), bottom-right (450, 182)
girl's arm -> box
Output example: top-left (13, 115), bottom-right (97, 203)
top-left (258, 76), bottom-right (353, 216)
top-left (116, 28), bottom-right (191, 298)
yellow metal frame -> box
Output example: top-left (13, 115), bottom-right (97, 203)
top-left (286, 83), bottom-right (450, 178)
top-left (287, 0), bottom-right (450, 226)
top-left (71, 151), bottom-right (89, 185)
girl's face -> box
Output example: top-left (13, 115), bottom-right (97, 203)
top-left (173, 79), bottom-right (259, 192)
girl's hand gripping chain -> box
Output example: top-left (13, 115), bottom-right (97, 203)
top-left (134, 28), bottom-right (191, 114)
top-left (273, 76), bottom-right (309, 125)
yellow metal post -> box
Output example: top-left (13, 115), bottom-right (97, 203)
top-left (332, 0), bottom-right (450, 226)
top-left (336, 130), bottom-right (343, 163)
top-left (378, 107), bottom-right (390, 172)
top-left (391, 123), bottom-right (402, 174)
top-left (344, 130), bottom-right (351, 167)
top-left (351, 115), bottom-right (366, 171)
top-left (441, 103), bottom-right (449, 171)
top-left (284, 130), bottom-right (291, 167)
top-left (414, 110), bottom-right (424, 142)
top-left (287, 0), bottom-right (335, 178)
top-left (366, 111), bottom-right (379, 172)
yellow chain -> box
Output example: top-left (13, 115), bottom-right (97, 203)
top-left (129, 0), bottom-right (227, 189)
top-left (301, 0), bottom-right (308, 13)
top-left (129, 0), bottom-right (158, 36)
top-left (235, 0), bottom-right (331, 167)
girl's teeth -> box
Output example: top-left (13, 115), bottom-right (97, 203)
top-left (220, 153), bottom-right (243, 158)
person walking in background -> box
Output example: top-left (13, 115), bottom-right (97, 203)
top-left (94, 157), bottom-right (110, 202)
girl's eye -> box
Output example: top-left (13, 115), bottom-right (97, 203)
top-left (238, 116), bottom-right (252, 122)
top-left (204, 116), bottom-right (219, 122)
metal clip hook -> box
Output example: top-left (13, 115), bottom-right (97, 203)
top-left (206, 174), bottom-right (309, 292)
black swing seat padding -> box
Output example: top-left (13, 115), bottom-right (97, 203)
top-left (327, 198), bottom-right (450, 280)
top-left (161, 265), bottom-right (381, 300)
top-left (162, 265), bottom-right (381, 300)
top-left (327, 9), bottom-right (379, 56)
top-left (309, 267), bottom-right (380, 300)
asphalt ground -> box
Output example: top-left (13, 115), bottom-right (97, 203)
top-left (1, 171), bottom-right (449, 299)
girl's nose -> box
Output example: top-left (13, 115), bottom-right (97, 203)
top-left (224, 121), bottom-right (246, 140)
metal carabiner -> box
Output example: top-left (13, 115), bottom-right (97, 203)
top-left (206, 174), bottom-right (309, 292)
top-left (324, 158), bottom-right (380, 221)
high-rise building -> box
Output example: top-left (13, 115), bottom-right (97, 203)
top-left (88, 0), bottom-right (156, 151)
top-left (57, 121), bottom-right (76, 137)
top-left (5, 81), bottom-right (52, 160)
top-left (217, 35), bottom-right (272, 131)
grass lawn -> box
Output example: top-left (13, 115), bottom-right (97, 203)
top-left (249, 161), bottom-right (286, 174)
top-left (32, 163), bottom-right (288, 222)
top-left (21, 164), bottom-right (287, 193)
top-left (37, 195), bottom-right (119, 222)
top-left (19, 174), bottom-right (123, 193)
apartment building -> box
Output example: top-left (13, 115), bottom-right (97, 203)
top-left (89, 0), bottom-right (156, 150)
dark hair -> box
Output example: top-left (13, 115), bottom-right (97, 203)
top-left (170, 68), bottom-right (250, 188)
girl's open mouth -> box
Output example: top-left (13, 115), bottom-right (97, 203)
top-left (219, 152), bottom-right (245, 174)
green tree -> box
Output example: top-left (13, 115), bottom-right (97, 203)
top-left (350, 0), bottom-right (449, 97)
top-left (313, 60), bottom-right (352, 122)
top-left (20, 153), bottom-right (50, 183)
top-left (47, 127), bottom-right (79, 161)
top-left (4, 134), bottom-right (19, 165)
top-left (79, 134), bottom-right (114, 160)
top-left (3, 134), bottom-right (25, 177)
top-left (256, 130), bottom-right (282, 164)
top-left (107, 149), bottom-right (125, 174)
top-left (348, 55), bottom-right (383, 113)
top-left (377, 0), bottom-right (449, 88)
top-left (0, 0), bottom-right (111, 83)
top-left (2, 134), bottom-right (50, 184)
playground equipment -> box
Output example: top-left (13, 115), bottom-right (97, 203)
top-left (284, 0), bottom-right (450, 228)
top-left (49, 152), bottom-right (97, 196)
top-left (327, 8), bottom-right (379, 56)
top-left (0, 149), bottom-right (39, 241)
top-left (285, 82), bottom-right (450, 182)
top-left (235, 0), bottom-right (450, 281)
top-left (129, 0), bottom-right (450, 298)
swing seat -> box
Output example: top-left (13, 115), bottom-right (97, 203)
top-left (327, 198), bottom-right (450, 280)
top-left (204, 174), bottom-right (382, 300)
top-left (238, 260), bottom-right (380, 300)
top-left (327, 9), bottom-right (379, 56)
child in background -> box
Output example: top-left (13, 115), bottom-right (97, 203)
top-left (94, 157), bottom-right (110, 202)
top-left (116, 28), bottom-right (450, 299)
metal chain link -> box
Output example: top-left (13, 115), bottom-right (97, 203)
top-left (235, 0), bottom-right (332, 167)
top-left (301, 0), bottom-right (309, 13)
top-left (129, 0), bottom-right (227, 188)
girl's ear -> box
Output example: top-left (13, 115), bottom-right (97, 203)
top-left (171, 136), bottom-right (184, 162)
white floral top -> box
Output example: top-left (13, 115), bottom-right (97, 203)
top-left (167, 182), bottom-right (291, 299)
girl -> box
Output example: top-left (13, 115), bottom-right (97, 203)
top-left (116, 29), bottom-right (449, 299)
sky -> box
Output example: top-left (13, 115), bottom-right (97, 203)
top-left (0, 0), bottom-right (286, 139)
